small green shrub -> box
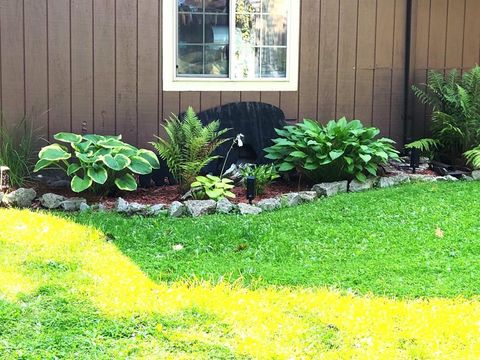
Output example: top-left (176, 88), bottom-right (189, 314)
top-left (264, 117), bottom-right (399, 182)
top-left (191, 175), bottom-right (235, 201)
top-left (34, 133), bottom-right (159, 193)
top-left (151, 107), bottom-right (230, 192)
top-left (0, 116), bottom-right (35, 188)
top-left (411, 66), bottom-right (480, 160)
top-left (239, 164), bottom-right (279, 195)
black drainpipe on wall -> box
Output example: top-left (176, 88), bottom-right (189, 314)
top-left (403, 0), bottom-right (413, 146)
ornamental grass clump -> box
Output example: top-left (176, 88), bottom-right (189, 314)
top-left (265, 117), bottom-right (399, 183)
top-left (34, 133), bottom-right (160, 193)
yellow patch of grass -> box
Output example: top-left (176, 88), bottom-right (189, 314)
top-left (1, 209), bottom-right (480, 359)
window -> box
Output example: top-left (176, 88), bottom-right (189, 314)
top-left (164, 0), bottom-right (300, 91)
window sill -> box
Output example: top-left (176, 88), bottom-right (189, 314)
top-left (163, 79), bottom-right (298, 92)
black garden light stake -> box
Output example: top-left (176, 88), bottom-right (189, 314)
top-left (246, 176), bottom-right (256, 205)
top-left (410, 148), bottom-right (420, 173)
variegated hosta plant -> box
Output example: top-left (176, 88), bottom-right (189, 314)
top-left (34, 133), bottom-right (160, 193)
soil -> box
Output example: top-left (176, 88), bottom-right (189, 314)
top-left (30, 179), bottom-right (312, 208)
top-left (27, 166), bottom-right (440, 209)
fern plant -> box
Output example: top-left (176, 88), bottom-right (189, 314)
top-left (464, 146), bottom-right (480, 169)
top-left (151, 107), bottom-right (230, 192)
top-left (412, 66), bottom-right (480, 161)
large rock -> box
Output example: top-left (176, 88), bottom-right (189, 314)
top-left (312, 181), bottom-right (348, 197)
top-left (280, 192), bottom-right (302, 207)
top-left (298, 191), bottom-right (317, 202)
top-left (146, 204), bottom-right (168, 216)
top-left (257, 198), bottom-right (281, 211)
top-left (185, 200), bottom-right (217, 217)
top-left (409, 174), bottom-right (437, 182)
top-left (61, 198), bottom-right (87, 211)
top-left (169, 201), bottom-right (186, 218)
top-left (40, 193), bottom-right (66, 209)
top-left (115, 198), bottom-right (148, 215)
top-left (216, 198), bottom-right (235, 214)
top-left (377, 174), bottom-right (410, 188)
top-left (2, 188), bottom-right (37, 208)
top-left (238, 203), bottom-right (262, 215)
top-left (471, 170), bottom-right (480, 180)
top-left (349, 178), bottom-right (377, 193)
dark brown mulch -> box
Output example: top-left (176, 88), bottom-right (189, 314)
top-left (30, 179), bottom-right (313, 208)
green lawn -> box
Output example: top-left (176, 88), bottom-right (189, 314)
top-left (2, 181), bottom-right (480, 359)
top-left (70, 181), bottom-right (480, 298)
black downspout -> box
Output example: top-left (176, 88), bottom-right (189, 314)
top-left (403, 0), bottom-right (413, 145)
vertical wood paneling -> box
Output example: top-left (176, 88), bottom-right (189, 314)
top-left (93, 0), bottom-right (115, 135)
top-left (138, 0), bottom-right (158, 147)
top-left (1, 0), bottom-right (479, 146)
top-left (24, 0), bottom-right (48, 141)
top-left (115, 0), bottom-right (137, 144)
top-left (297, 0), bottom-right (320, 120)
top-left (201, 92), bottom-right (221, 111)
top-left (240, 92), bottom-right (261, 103)
top-left (445, 0), bottom-right (465, 69)
top-left (260, 92), bottom-right (280, 107)
top-left (372, 0), bottom-right (395, 133)
top-left (355, 0), bottom-right (376, 124)
top-left (0, 0), bottom-right (25, 130)
top-left (412, 0), bottom-right (431, 138)
top-left (462, 0), bottom-right (480, 69)
top-left (221, 91), bottom-right (241, 105)
top-left (47, 0), bottom-right (71, 137)
top-left (71, 0), bottom-right (93, 134)
top-left (336, 0), bottom-right (358, 119)
top-left (317, 0), bottom-right (339, 121)
top-left (180, 92), bottom-right (201, 113)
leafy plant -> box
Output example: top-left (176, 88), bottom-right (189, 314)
top-left (464, 146), bottom-right (480, 169)
top-left (0, 115), bottom-right (35, 187)
top-left (191, 175), bottom-right (235, 201)
top-left (404, 138), bottom-right (439, 160)
top-left (264, 117), bottom-right (399, 183)
top-left (34, 133), bottom-right (160, 193)
top-left (151, 107), bottom-right (230, 192)
top-left (239, 164), bottom-right (279, 195)
top-left (412, 66), bottom-right (480, 160)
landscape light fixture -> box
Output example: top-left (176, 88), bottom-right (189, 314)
top-left (0, 166), bottom-right (9, 191)
top-left (246, 176), bottom-right (256, 205)
top-left (410, 148), bottom-right (420, 173)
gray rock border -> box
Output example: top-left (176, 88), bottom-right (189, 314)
top-left (0, 172), bottom-right (475, 218)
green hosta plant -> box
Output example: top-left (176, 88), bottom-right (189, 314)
top-left (34, 133), bottom-right (160, 193)
top-left (239, 164), bottom-right (279, 195)
top-left (191, 175), bottom-right (235, 201)
top-left (265, 118), bottom-right (399, 182)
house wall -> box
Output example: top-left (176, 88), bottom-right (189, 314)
top-left (0, 0), bottom-right (478, 148)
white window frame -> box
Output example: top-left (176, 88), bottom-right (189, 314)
top-left (163, 0), bottom-right (300, 92)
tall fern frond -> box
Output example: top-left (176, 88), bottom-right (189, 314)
top-left (405, 138), bottom-right (439, 153)
top-left (464, 146), bottom-right (480, 169)
top-left (151, 107), bottom-right (231, 191)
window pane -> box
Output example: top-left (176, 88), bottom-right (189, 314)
top-left (205, 45), bottom-right (229, 76)
top-left (177, 0), bottom-right (230, 77)
top-left (236, 0), bottom-right (261, 13)
top-left (205, 0), bottom-right (229, 13)
top-left (263, 14), bottom-right (287, 46)
top-left (178, 45), bottom-right (203, 75)
top-left (178, 0), bottom-right (203, 12)
top-left (260, 47), bottom-right (286, 78)
top-left (262, 0), bottom-right (288, 14)
top-left (205, 15), bottom-right (229, 44)
top-left (178, 14), bottom-right (203, 44)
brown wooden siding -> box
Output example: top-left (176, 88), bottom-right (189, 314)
top-left (0, 0), bottom-right (479, 148)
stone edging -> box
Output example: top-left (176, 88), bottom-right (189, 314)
top-left (1, 170), bottom-right (478, 217)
